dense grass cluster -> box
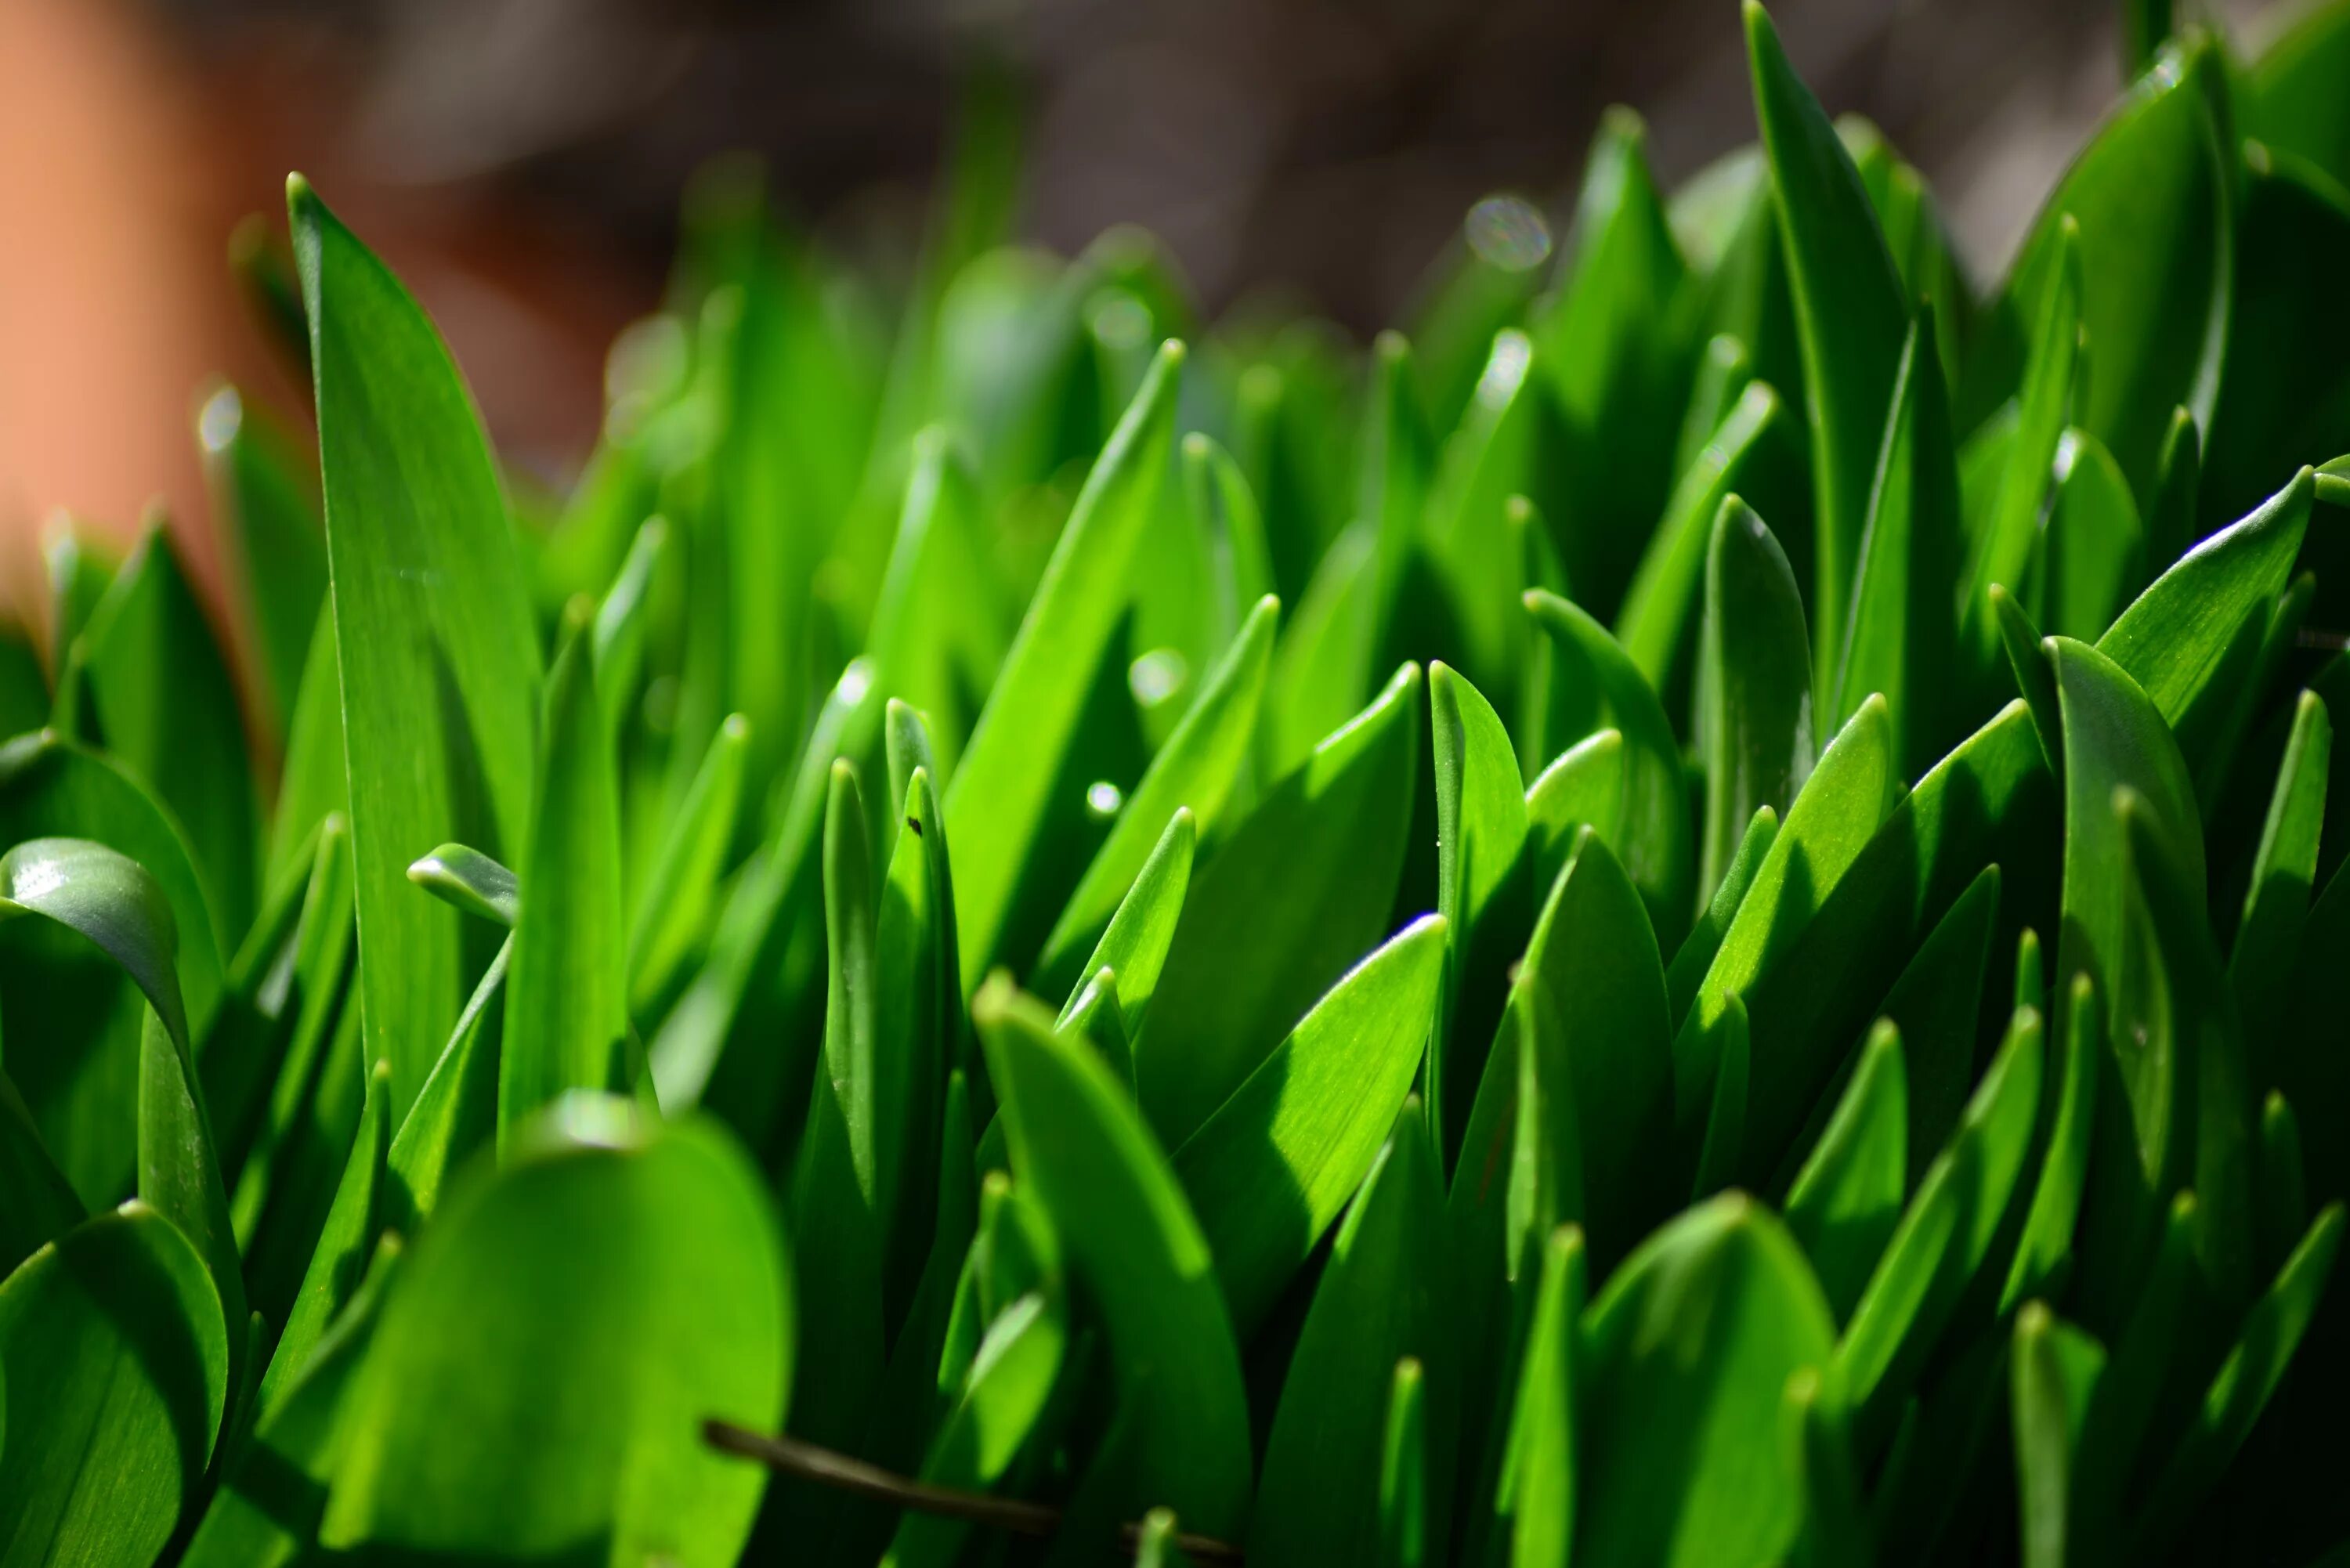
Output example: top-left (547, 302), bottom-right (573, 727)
top-left (5, 2), bottom-right (2350, 1565)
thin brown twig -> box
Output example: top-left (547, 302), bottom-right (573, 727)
top-left (701, 1419), bottom-right (1246, 1565)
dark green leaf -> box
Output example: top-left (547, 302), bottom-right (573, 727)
top-left (1251, 1108), bottom-right (1446, 1568)
top-left (1578, 1192), bottom-right (1836, 1568)
top-left (1784, 1019), bottom-right (1907, 1322)
top-left (2004, 974), bottom-right (2103, 1310)
top-left (2010, 1300), bottom-right (2104, 1568)
top-left (972, 978), bottom-right (1253, 1539)
top-left (1496, 1224), bottom-right (1584, 1567)
top-left (255, 1060), bottom-right (387, 1418)
top-left (1429, 661), bottom-right (1528, 1161)
top-left (2232, 690), bottom-right (2330, 1093)
top-left (627, 712), bottom-right (750, 1015)
top-left (0, 1202), bottom-right (230, 1568)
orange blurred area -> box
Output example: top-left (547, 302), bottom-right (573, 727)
top-left (0, 0), bottom-right (634, 640)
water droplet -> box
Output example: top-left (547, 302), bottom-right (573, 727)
top-left (1464, 195), bottom-right (1553, 273)
top-left (1086, 781), bottom-right (1125, 819)
top-left (1130, 648), bottom-right (1189, 710)
top-left (834, 658), bottom-right (875, 707)
top-left (198, 386), bottom-right (244, 453)
top-left (1475, 331), bottom-right (1534, 409)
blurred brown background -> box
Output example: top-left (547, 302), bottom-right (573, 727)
top-left (0, 0), bottom-right (2289, 619)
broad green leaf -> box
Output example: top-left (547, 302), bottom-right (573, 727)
top-left (1578, 1192), bottom-right (1836, 1568)
top-left (183, 1237), bottom-right (399, 1568)
top-left (1526, 591), bottom-right (1692, 941)
top-left (1535, 108), bottom-right (1699, 618)
top-left (627, 712), bottom-right (750, 1014)
top-left (1785, 1019), bottom-right (1908, 1321)
top-left (501, 615), bottom-right (628, 1147)
top-left (1052, 808), bottom-right (1192, 1043)
top-left (255, 1060), bottom-right (387, 1418)
top-left (197, 384), bottom-right (325, 746)
top-left (2232, 690), bottom-right (2330, 1083)
top-left (1835, 315), bottom-right (1964, 774)
top-left (1251, 1108), bottom-right (1446, 1568)
top-left (291, 175), bottom-right (544, 1118)
top-left (1037, 593), bottom-right (1275, 991)
top-left (1966, 218), bottom-right (2081, 664)
top-left (1676, 695), bottom-right (1900, 1135)
top-left (2011, 1301), bottom-right (2105, 1568)
top-left (1974, 35), bottom-right (2231, 500)
top-left (1699, 497), bottom-right (1814, 906)
top-left (1429, 661), bottom-right (1528, 1161)
top-left (1174, 915), bottom-right (1444, 1335)
top-left (2129, 1204), bottom-right (2346, 1553)
top-left (2004, 974), bottom-right (2102, 1309)
top-left (2097, 468), bottom-right (2316, 729)
top-left (1993, 584), bottom-right (2063, 773)
top-left (1137, 662), bottom-right (1420, 1147)
top-left (973, 979), bottom-right (1252, 1539)
top-left (324, 1100), bottom-right (790, 1566)
top-left (589, 515), bottom-right (667, 749)
top-left (1264, 526), bottom-right (1376, 779)
top-left (1496, 1224), bottom-right (1584, 1568)
top-left (0, 1070), bottom-right (81, 1279)
top-left (947, 341), bottom-right (1184, 986)
top-left (78, 519), bottom-right (262, 941)
top-left (1524, 728), bottom-right (1624, 899)
top-left (1838, 1003), bottom-right (2044, 1443)
top-left (2040, 428), bottom-right (2145, 641)
top-left (0, 1203), bottom-right (230, 1568)
top-left (1615, 381), bottom-right (1794, 698)
top-left (1746, 0), bottom-right (1911, 677)
top-left (2202, 143), bottom-right (2350, 529)
top-left (1424, 330), bottom-right (1542, 678)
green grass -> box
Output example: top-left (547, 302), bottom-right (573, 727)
top-left (5, 2), bottom-right (2350, 1564)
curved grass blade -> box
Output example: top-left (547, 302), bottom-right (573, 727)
top-left (874, 761), bottom-right (958, 1324)
top-left (1525, 591), bottom-right (1692, 941)
top-left (383, 936), bottom-right (509, 1231)
top-left (2011, 1300), bottom-right (2105, 1568)
top-left (1137, 662), bottom-right (1421, 1148)
top-left (972, 978), bottom-right (1253, 1539)
top-left (501, 612), bottom-right (627, 1147)
top-left (1037, 594), bottom-right (1274, 992)
top-left (2041, 428), bottom-right (2146, 640)
top-left (1496, 1224), bottom-right (1584, 1568)
top-left (1966, 218), bottom-right (2081, 662)
top-left (1746, 0), bottom-right (1911, 679)
top-left (255, 1060), bottom-right (387, 1416)
top-left (1251, 1107), bottom-right (1446, 1568)
top-left (1614, 381), bottom-right (1793, 711)
top-left (1676, 695), bottom-right (1900, 1136)
top-left (1053, 809), bottom-right (1192, 1045)
top-left (947, 341), bottom-right (1185, 987)
top-left (1699, 497), bottom-right (1814, 906)
top-left (1784, 1019), bottom-right (1908, 1322)
top-left (198, 383), bottom-right (325, 746)
top-left (1429, 661), bottom-right (1529, 1162)
top-left (2232, 690), bottom-right (2330, 1085)
top-left (78, 517), bottom-right (262, 941)
top-left (1578, 1192), bottom-right (1837, 1568)
top-left (628, 713), bottom-right (750, 1015)
top-left (2003, 974), bottom-right (2102, 1310)
top-left (1838, 1003), bottom-right (2044, 1447)
top-left (1173, 915), bottom-right (1446, 1337)
top-left (1665, 802), bottom-right (1777, 1024)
